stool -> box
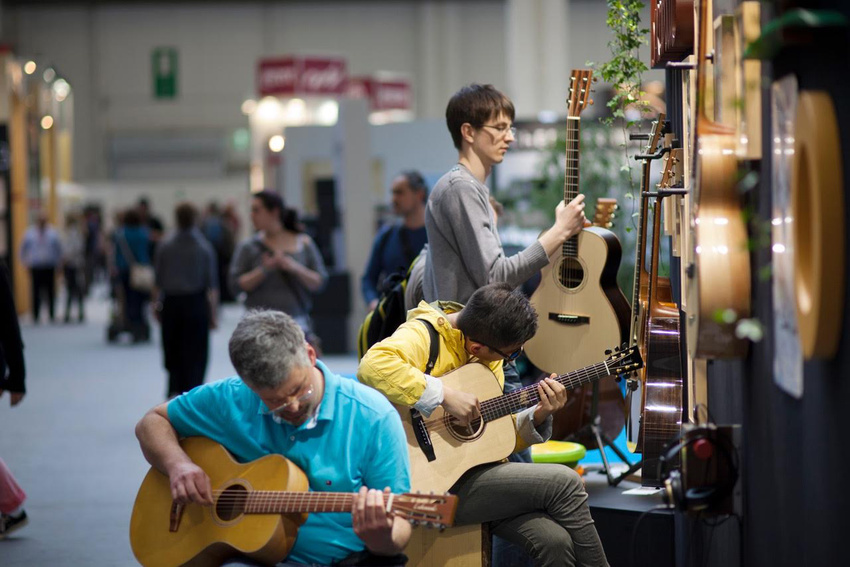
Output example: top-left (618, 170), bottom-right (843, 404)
top-left (531, 440), bottom-right (586, 468)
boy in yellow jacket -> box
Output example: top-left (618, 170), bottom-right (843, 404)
top-left (358, 283), bottom-right (609, 567)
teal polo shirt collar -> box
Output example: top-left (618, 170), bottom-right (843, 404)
top-left (256, 360), bottom-right (338, 432)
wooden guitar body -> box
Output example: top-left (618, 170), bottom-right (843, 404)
top-left (685, 0), bottom-right (752, 359)
top-left (638, 152), bottom-right (685, 485)
top-left (639, 304), bottom-right (684, 485)
top-left (686, 128), bottom-right (751, 358)
top-left (399, 363), bottom-right (515, 495)
top-left (130, 437), bottom-right (306, 567)
top-left (526, 226), bottom-right (630, 374)
top-left (399, 349), bottom-right (643, 495)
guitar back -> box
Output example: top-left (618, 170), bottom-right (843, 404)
top-left (399, 364), bottom-right (515, 494)
top-left (130, 437), bottom-right (307, 567)
top-left (686, 0), bottom-right (751, 358)
top-left (526, 227), bottom-right (630, 374)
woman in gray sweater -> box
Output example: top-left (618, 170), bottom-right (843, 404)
top-left (229, 191), bottom-right (327, 336)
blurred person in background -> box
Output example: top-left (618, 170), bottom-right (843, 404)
top-left (0, 260), bottom-right (29, 539)
top-left (137, 197), bottom-right (164, 257)
top-left (83, 206), bottom-right (104, 294)
top-left (154, 203), bottom-right (218, 398)
top-left (61, 212), bottom-right (86, 323)
top-left (361, 171), bottom-right (428, 311)
top-left (112, 208), bottom-right (152, 342)
top-left (201, 201), bottom-right (236, 304)
top-left (20, 212), bottom-right (62, 324)
top-left (229, 190), bottom-right (327, 348)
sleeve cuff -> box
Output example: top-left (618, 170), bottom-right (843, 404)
top-left (412, 375), bottom-right (444, 417)
top-left (526, 240), bottom-right (550, 269)
top-left (516, 407), bottom-right (553, 446)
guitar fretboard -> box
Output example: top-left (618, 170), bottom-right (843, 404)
top-left (479, 360), bottom-right (612, 422)
top-left (240, 491), bottom-right (357, 514)
top-left (563, 117), bottom-right (581, 259)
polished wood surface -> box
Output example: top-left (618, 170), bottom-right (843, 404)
top-left (792, 90), bottom-right (845, 359)
top-left (129, 438), bottom-right (458, 567)
top-left (651, 0), bottom-right (695, 68)
top-left (406, 525), bottom-right (490, 567)
top-left (639, 152), bottom-right (685, 486)
top-left (401, 351), bottom-right (643, 494)
top-left (526, 69), bottom-right (630, 380)
top-left (625, 119), bottom-right (671, 453)
top-left (685, 0), bottom-right (751, 359)
top-left (130, 438), bottom-right (307, 567)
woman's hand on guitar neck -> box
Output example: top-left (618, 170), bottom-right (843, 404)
top-left (532, 376), bottom-right (568, 425)
top-left (441, 386), bottom-right (481, 427)
top-left (539, 196), bottom-right (587, 256)
top-left (169, 461), bottom-right (214, 506)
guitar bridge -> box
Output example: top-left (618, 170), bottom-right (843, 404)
top-left (410, 409), bottom-right (436, 462)
top-left (548, 313), bottom-right (590, 325)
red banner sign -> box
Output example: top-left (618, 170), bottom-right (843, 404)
top-left (346, 76), bottom-right (412, 111)
top-left (258, 56), bottom-right (348, 97)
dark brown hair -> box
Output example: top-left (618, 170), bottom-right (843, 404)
top-left (175, 202), bottom-right (198, 231)
top-left (446, 84), bottom-right (516, 150)
top-left (456, 282), bottom-right (537, 349)
top-left (253, 190), bottom-right (302, 233)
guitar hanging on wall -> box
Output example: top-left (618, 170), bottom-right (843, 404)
top-left (638, 149), bottom-right (685, 486)
top-left (525, 69), bottom-right (631, 376)
top-left (624, 115), bottom-right (669, 453)
top-left (685, 0), bottom-right (752, 359)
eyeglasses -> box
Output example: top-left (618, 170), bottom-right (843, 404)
top-left (480, 124), bottom-right (517, 139)
top-left (472, 339), bottom-right (524, 362)
top-left (261, 381), bottom-right (315, 416)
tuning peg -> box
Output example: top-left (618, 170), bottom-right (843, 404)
top-left (605, 349), bottom-right (612, 355)
top-left (588, 99), bottom-right (594, 106)
top-left (592, 76), bottom-right (598, 83)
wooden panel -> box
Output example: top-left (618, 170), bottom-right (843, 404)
top-left (405, 524), bottom-right (489, 567)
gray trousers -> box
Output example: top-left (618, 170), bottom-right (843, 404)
top-left (452, 463), bottom-right (609, 567)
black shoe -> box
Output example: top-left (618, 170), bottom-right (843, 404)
top-left (0, 510), bottom-right (28, 539)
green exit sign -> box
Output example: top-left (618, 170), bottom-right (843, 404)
top-left (152, 47), bottom-right (178, 99)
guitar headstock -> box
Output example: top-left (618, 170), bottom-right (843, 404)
top-left (658, 147), bottom-right (681, 189)
top-left (645, 112), bottom-right (667, 155)
top-left (567, 69), bottom-right (595, 118)
top-left (604, 345), bottom-right (644, 376)
top-left (592, 198), bottom-right (618, 229)
top-left (392, 493), bottom-right (458, 529)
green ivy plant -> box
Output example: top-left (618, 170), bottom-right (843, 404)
top-left (595, 0), bottom-right (652, 200)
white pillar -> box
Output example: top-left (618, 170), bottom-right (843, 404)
top-left (334, 98), bottom-right (372, 351)
top-left (506, 0), bottom-right (570, 119)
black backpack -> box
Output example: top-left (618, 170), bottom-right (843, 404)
top-left (357, 261), bottom-right (416, 359)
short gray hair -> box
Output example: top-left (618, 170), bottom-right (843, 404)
top-left (228, 309), bottom-right (311, 390)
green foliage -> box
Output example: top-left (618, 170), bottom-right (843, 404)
top-left (598, 0), bottom-right (651, 129)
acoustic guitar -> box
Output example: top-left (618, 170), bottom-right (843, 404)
top-left (638, 150), bottom-right (685, 486)
top-left (624, 116), bottom-right (670, 453)
top-left (401, 346), bottom-right (643, 494)
top-left (651, 0), bottom-right (695, 68)
top-left (685, 0), bottom-right (751, 359)
top-left (525, 69), bottom-right (631, 376)
top-left (129, 437), bottom-right (457, 567)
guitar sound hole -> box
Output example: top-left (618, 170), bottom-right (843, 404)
top-left (445, 416), bottom-right (485, 442)
top-left (558, 258), bottom-right (585, 290)
top-left (215, 484), bottom-right (248, 522)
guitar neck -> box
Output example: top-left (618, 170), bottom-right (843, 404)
top-left (480, 360), bottom-right (612, 422)
top-left (631, 160), bottom-right (652, 323)
top-left (562, 117), bottom-right (581, 259)
top-left (240, 491), bottom-right (357, 514)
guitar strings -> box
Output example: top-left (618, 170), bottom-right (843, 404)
top-left (418, 359), bottom-right (624, 435)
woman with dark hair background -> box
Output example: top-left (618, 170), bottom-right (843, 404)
top-left (228, 190), bottom-right (328, 346)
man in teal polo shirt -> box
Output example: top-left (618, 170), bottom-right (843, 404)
top-left (135, 309), bottom-right (412, 566)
